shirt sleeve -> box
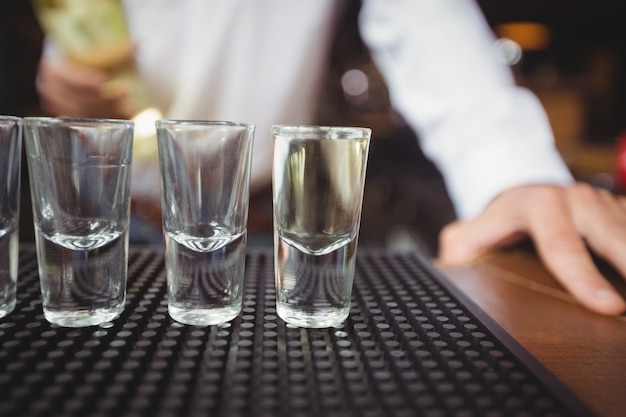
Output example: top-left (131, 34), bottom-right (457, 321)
top-left (358, 0), bottom-right (573, 219)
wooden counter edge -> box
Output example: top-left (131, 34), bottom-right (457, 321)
top-left (432, 249), bottom-right (626, 417)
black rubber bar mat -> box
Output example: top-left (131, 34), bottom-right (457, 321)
top-left (0, 247), bottom-right (595, 417)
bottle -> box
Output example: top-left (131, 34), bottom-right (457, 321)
top-left (32, 0), bottom-right (162, 176)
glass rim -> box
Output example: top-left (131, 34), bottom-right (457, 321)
top-left (156, 119), bottom-right (255, 130)
top-left (22, 116), bottom-right (134, 128)
top-left (0, 115), bottom-right (21, 124)
top-left (271, 124), bottom-right (371, 139)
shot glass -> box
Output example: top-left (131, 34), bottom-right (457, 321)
top-left (272, 125), bottom-right (371, 328)
top-left (156, 120), bottom-right (254, 326)
top-left (0, 116), bottom-right (22, 319)
top-left (24, 117), bottom-right (134, 327)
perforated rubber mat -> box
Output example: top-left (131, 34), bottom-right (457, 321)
top-left (0, 247), bottom-right (593, 417)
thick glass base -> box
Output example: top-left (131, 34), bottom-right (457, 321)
top-left (168, 304), bottom-right (241, 327)
top-left (0, 299), bottom-right (16, 319)
top-left (43, 304), bottom-right (124, 327)
top-left (277, 302), bottom-right (349, 328)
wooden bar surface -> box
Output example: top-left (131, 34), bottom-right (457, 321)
top-left (435, 249), bottom-right (626, 417)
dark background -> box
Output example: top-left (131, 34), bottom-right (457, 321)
top-left (2, 1), bottom-right (625, 255)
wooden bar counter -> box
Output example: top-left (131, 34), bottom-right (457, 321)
top-left (436, 248), bottom-right (626, 417)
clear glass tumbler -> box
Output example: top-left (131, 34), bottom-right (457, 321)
top-left (272, 125), bottom-right (371, 328)
top-left (156, 120), bottom-right (255, 326)
top-left (24, 117), bottom-right (134, 327)
top-left (0, 116), bottom-right (22, 319)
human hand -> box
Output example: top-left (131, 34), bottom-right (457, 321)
top-left (439, 182), bottom-right (626, 315)
top-left (36, 55), bottom-right (133, 119)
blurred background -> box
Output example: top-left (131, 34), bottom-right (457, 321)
top-left (1, 1), bottom-right (625, 255)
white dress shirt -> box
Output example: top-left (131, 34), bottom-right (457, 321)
top-left (122, 0), bottom-right (573, 219)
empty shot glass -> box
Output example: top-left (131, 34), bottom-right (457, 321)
top-left (24, 117), bottom-right (134, 327)
top-left (156, 120), bottom-right (254, 326)
top-left (0, 116), bottom-right (22, 319)
top-left (272, 125), bottom-right (371, 328)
